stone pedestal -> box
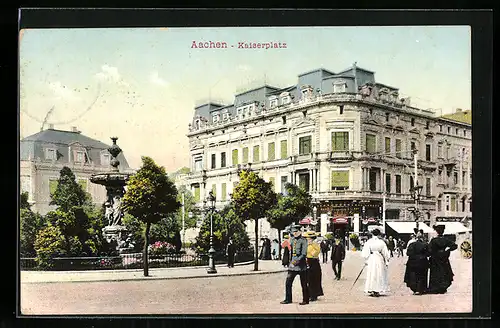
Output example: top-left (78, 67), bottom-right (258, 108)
top-left (102, 225), bottom-right (132, 253)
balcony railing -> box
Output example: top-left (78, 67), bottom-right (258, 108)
top-left (188, 92), bottom-right (437, 134)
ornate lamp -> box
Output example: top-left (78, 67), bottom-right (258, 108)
top-left (206, 191), bottom-right (217, 274)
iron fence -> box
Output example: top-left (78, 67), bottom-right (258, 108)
top-left (20, 249), bottom-right (255, 271)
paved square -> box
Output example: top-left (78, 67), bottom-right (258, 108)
top-left (20, 251), bottom-right (472, 315)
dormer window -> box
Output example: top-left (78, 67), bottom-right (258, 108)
top-left (75, 151), bottom-right (85, 163)
top-left (222, 111), bottom-right (229, 121)
top-left (212, 113), bottom-right (220, 123)
top-left (101, 153), bottom-right (111, 166)
top-left (269, 96), bottom-right (278, 108)
top-left (333, 82), bottom-right (346, 93)
top-left (45, 148), bottom-right (57, 160)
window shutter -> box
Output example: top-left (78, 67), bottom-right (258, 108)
top-left (194, 186), bottom-right (200, 202)
top-left (232, 149), bottom-right (239, 166)
top-left (280, 140), bottom-right (288, 159)
top-left (212, 184), bottom-right (217, 198)
top-left (450, 196), bottom-right (456, 211)
top-left (396, 139), bottom-right (402, 157)
top-left (385, 137), bottom-right (391, 153)
top-left (242, 147), bottom-right (249, 164)
top-left (253, 145), bottom-right (260, 162)
top-left (221, 183), bottom-right (227, 201)
top-left (268, 142), bottom-right (275, 160)
top-left (366, 134), bottom-right (376, 153)
top-left (269, 177), bottom-right (275, 190)
top-left (49, 179), bottom-right (58, 195)
top-left (331, 171), bottom-right (349, 188)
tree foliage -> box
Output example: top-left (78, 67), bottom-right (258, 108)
top-left (122, 157), bottom-right (180, 225)
top-left (121, 156), bottom-right (181, 276)
top-left (175, 185), bottom-right (200, 230)
top-left (267, 182), bottom-right (312, 259)
top-left (194, 204), bottom-right (250, 254)
top-left (230, 169), bottom-right (277, 270)
top-left (50, 166), bottom-right (90, 212)
top-left (267, 182), bottom-right (312, 231)
top-left (34, 225), bottom-right (67, 268)
top-left (20, 192), bottom-right (31, 210)
top-left (20, 208), bottom-right (45, 257)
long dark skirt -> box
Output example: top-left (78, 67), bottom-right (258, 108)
top-left (282, 247), bottom-right (290, 267)
top-left (404, 259), bottom-right (429, 293)
top-left (428, 256), bottom-right (454, 293)
top-left (307, 258), bottom-right (324, 298)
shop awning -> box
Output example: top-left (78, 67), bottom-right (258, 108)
top-left (331, 217), bottom-right (349, 224)
top-left (385, 221), bottom-right (433, 234)
top-left (439, 222), bottom-right (471, 234)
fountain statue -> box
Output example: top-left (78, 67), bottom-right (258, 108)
top-left (90, 137), bottom-right (133, 253)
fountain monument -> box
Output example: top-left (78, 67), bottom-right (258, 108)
top-left (90, 137), bottom-right (133, 253)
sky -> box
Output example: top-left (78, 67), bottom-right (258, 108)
top-left (19, 26), bottom-right (471, 172)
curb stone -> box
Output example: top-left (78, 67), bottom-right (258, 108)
top-left (22, 267), bottom-right (288, 284)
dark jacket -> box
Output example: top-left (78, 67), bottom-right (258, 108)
top-left (330, 239), bottom-right (345, 263)
top-left (320, 240), bottom-right (330, 253)
top-left (288, 236), bottom-right (308, 272)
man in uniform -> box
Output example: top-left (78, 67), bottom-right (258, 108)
top-left (331, 230), bottom-right (346, 280)
top-left (280, 225), bottom-right (309, 305)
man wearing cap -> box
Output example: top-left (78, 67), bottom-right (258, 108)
top-left (304, 231), bottom-right (324, 301)
top-left (427, 224), bottom-right (458, 294)
top-left (280, 225), bottom-right (310, 305)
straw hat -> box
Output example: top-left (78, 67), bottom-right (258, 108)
top-left (303, 231), bottom-right (317, 238)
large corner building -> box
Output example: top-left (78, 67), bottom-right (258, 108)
top-left (183, 63), bottom-right (472, 236)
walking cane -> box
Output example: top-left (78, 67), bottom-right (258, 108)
top-left (350, 263), bottom-right (367, 290)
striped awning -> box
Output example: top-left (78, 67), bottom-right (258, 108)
top-left (331, 217), bottom-right (349, 224)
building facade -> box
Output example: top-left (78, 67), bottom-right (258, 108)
top-left (20, 126), bottom-right (134, 215)
top-left (183, 64), bottom-right (472, 234)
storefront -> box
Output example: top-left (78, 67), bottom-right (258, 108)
top-left (318, 199), bottom-right (383, 235)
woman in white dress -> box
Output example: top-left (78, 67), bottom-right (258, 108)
top-left (361, 228), bottom-right (391, 297)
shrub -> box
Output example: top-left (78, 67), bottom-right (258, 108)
top-left (148, 241), bottom-right (176, 256)
top-left (34, 226), bottom-right (67, 269)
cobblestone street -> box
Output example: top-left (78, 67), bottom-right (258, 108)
top-left (21, 251), bottom-right (472, 315)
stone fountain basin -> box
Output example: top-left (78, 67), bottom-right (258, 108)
top-left (90, 173), bottom-right (130, 186)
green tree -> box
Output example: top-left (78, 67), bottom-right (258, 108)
top-left (20, 191), bottom-right (31, 210)
top-left (122, 156), bottom-right (181, 277)
top-left (20, 208), bottom-right (45, 257)
top-left (122, 213), bottom-right (145, 252)
top-left (50, 166), bottom-right (90, 212)
top-left (267, 182), bottom-right (312, 259)
top-left (150, 216), bottom-right (182, 251)
top-left (194, 204), bottom-right (250, 255)
top-left (231, 169), bottom-right (277, 271)
top-left (34, 225), bottom-right (67, 268)
top-left (176, 185), bottom-right (200, 230)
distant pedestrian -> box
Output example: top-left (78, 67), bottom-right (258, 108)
top-left (272, 239), bottom-right (280, 260)
top-left (361, 228), bottom-right (391, 297)
top-left (397, 238), bottom-right (405, 257)
top-left (320, 239), bottom-right (330, 264)
top-left (330, 231), bottom-right (346, 280)
top-left (281, 233), bottom-right (291, 267)
top-left (388, 236), bottom-right (395, 258)
top-left (427, 225), bottom-right (458, 294)
top-left (280, 225), bottom-right (309, 305)
top-left (404, 229), bottom-right (429, 295)
top-left (304, 231), bottom-right (323, 302)
top-left (226, 238), bottom-right (236, 268)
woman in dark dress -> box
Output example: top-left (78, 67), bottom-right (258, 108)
top-left (304, 231), bottom-right (324, 301)
top-left (427, 225), bottom-right (458, 294)
top-left (263, 238), bottom-right (272, 260)
top-left (404, 229), bottom-right (429, 295)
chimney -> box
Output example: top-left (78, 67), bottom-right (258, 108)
top-left (71, 126), bottom-right (78, 132)
top-left (456, 108), bottom-right (462, 113)
top-left (48, 124), bottom-right (54, 129)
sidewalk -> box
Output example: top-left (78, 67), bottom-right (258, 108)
top-left (20, 259), bottom-right (288, 284)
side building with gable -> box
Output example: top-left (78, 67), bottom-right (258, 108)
top-left (20, 126), bottom-right (135, 215)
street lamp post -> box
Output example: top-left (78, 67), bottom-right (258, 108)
top-left (207, 191), bottom-right (217, 274)
top-left (313, 205), bottom-right (318, 232)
